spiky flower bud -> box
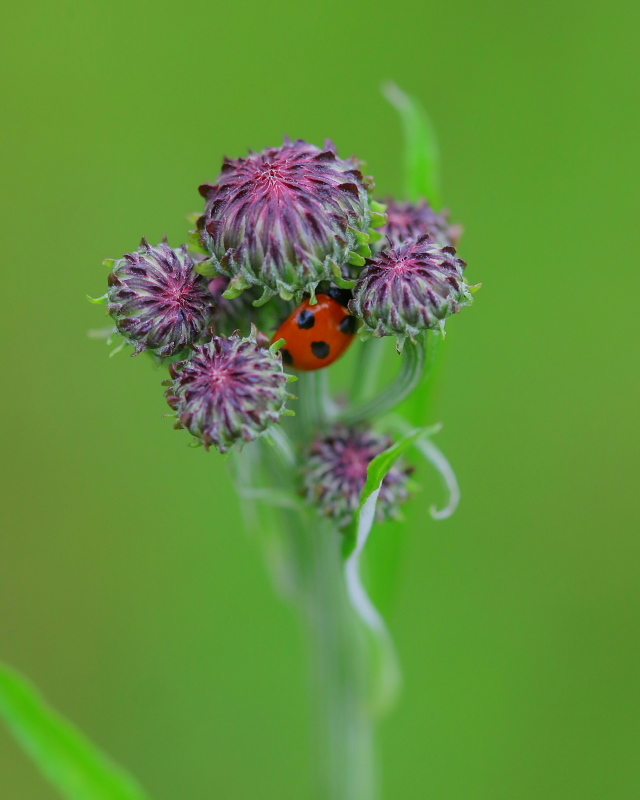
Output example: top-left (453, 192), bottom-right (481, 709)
top-left (107, 239), bottom-right (214, 357)
top-left (381, 198), bottom-right (460, 249)
top-left (196, 138), bottom-right (385, 304)
top-left (303, 425), bottom-right (413, 528)
top-left (350, 235), bottom-right (472, 348)
top-left (165, 328), bottom-right (294, 453)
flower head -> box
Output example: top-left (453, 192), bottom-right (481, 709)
top-left (107, 239), bottom-right (214, 357)
top-left (165, 328), bottom-right (294, 452)
top-left (381, 198), bottom-right (460, 249)
top-left (303, 425), bottom-right (413, 528)
top-left (350, 235), bottom-right (471, 348)
top-left (196, 138), bottom-right (384, 303)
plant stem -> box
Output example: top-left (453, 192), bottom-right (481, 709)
top-left (300, 516), bottom-right (377, 800)
top-left (351, 338), bottom-right (387, 406)
top-left (254, 373), bottom-right (379, 798)
top-left (339, 332), bottom-right (427, 426)
top-left (296, 372), bottom-right (322, 432)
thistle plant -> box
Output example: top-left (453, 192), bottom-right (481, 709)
top-left (0, 85), bottom-right (477, 800)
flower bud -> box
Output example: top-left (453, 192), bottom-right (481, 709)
top-left (303, 425), bottom-right (413, 528)
top-left (196, 138), bottom-right (384, 304)
top-left (165, 328), bottom-right (294, 452)
top-left (350, 235), bottom-right (471, 348)
top-left (106, 239), bottom-right (214, 357)
top-left (381, 198), bottom-right (460, 249)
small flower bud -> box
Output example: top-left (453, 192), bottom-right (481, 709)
top-left (350, 236), bottom-right (472, 348)
top-left (197, 138), bottom-right (382, 303)
top-left (381, 198), bottom-right (460, 248)
top-left (107, 239), bottom-right (214, 357)
top-left (165, 328), bottom-right (294, 453)
top-left (303, 425), bottom-right (413, 528)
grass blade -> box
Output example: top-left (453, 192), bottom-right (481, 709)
top-left (0, 660), bottom-right (151, 800)
top-left (382, 81), bottom-right (442, 208)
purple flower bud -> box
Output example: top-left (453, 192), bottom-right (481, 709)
top-left (165, 328), bottom-right (294, 453)
top-left (381, 198), bottom-right (461, 249)
top-left (196, 138), bottom-right (382, 303)
top-left (303, 425), bottom-right (413, 528)
top-left (107, 239), bottom-right (214, 357)
top-left (350, 235), bottom-right (472, 348)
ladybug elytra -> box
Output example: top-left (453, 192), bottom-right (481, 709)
top-left (272, 289), bottom-right (359, 371)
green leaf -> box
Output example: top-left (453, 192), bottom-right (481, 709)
top-left (342, 426), bottom-right (439, 717)
top-left (187, 228), bottom-right (208, 255)
top-left (0, 660), bottom-right (151, 800)
top-left (193, 257), bottom-right (217, 278)
top-left (343, 424), bottom-right (438, 560)
top-left (386, 415), bottom-right (460, 520)
top-left (382, 81), bottom-right (442, 208)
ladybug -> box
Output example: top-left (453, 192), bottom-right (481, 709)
top-left (272, 288), bottom-right (359, 371)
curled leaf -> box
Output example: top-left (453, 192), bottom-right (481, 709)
top-left (342, 427), bottom-right (435, 717)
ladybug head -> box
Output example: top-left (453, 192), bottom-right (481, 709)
top-left (324, 285), bottom-right (353, 307)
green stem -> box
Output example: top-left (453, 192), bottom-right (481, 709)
top-left (394, 328), bottom-right (443, 426)
top-left (350, 338), bottom-right (387, 406)
top-left (266, 375), bottom-right (379, 798)
top-left (300, 517), bottom-right (377, 800)
top-left (339, 332), bottom-right (427, 426)
top-left (296, 372), bottom-right (323, 432)
top-left (240, 368), bottom-right (380, 799)
top-left (316, 368), bottom-right (339, 421)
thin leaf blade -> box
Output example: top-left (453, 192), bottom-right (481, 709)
top-left (0, 660), bottom-right (151, 800)
top-left (382, 81), bottom-right (442, 208)
top-left (342, 426), bottom-right (438, 716)
top-left (342, 426), bottom-right (431, 559)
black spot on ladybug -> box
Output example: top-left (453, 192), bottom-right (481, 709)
top-left (339, 315), bottom-right (358, 335)
top-left (297, 309), bottom-right (315, 329)
top-left (326, 287), bottom-right (353, 306)
top-left (281, 348), bottom-right (293, 366)
top-left (311, 341), bottom-right (331, 359)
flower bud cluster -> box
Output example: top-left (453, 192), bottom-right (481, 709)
top-left (96, 133), bottom-right (474, 528)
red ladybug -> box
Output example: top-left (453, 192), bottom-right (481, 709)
top-left (272, 288), bottom-right (359, 371)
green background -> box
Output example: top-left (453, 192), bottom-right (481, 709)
top-left (1, 0), bottom-right (639, 797)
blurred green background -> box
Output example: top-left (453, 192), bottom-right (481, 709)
top-left (1, 0), bottom-right (639, 797)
